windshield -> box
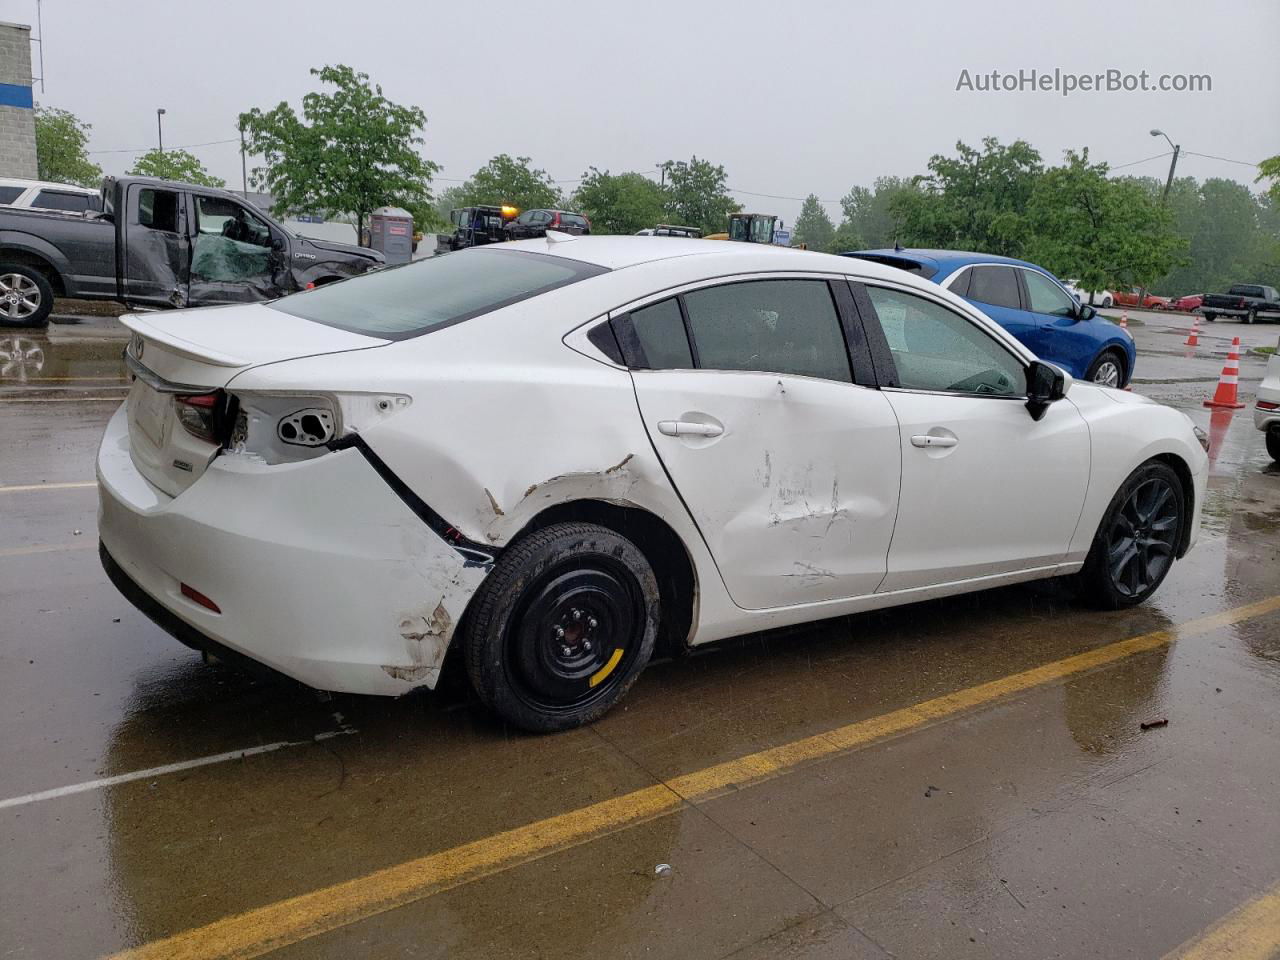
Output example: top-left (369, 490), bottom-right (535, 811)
top-left (268, 248), bottom-right (608, 339)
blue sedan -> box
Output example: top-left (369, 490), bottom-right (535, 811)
top-left (842, 249), bottom-right (1136, 387)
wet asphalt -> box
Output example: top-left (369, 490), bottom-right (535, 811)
top-left (1, 307), bottom-right (1278, 959)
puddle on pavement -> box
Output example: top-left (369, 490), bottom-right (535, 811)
top-left (0, 326), bottom-right (127, 386)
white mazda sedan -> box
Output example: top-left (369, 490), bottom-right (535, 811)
top-left (98, 236), bottom-right (1209, 731)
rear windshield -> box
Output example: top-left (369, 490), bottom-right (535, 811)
top-left (841, 254), bottom-right (939, 280)
top-left (268, 248), bottom-right (608, 339)
top-left (560, 214), bottom-right (588, 227)
top-left (1228, 285), bottom-right (1262, 296)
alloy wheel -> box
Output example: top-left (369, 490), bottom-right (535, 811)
top-left (1092, 359), bottom-right (1122, 387)
top-left (0, 274), bottom-right (41, 321)
top-left (1105, 477), bottom-right (1179, 598)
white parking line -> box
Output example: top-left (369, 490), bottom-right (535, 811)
top-left (0, 728), bottom-right (358, 811)
top-left (0, 481), bottom-right (96, 494)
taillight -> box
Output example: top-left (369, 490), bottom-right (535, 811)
top-left (174, 392), bottom-right (234, 444)
top-left (551, 212), bottom-right (560, 226)
top-left (1258, 400), bottom-right (1279, 411)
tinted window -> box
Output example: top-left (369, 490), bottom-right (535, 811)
top-left (269, 248), bottom-right (607, 339)
top-left (560, 214), bottom-right (588, 228)
top-left (966, 266), bottom-right (1021, 309)
top-left (866, 286), bottom-right (1026, 396)
top-left (137, 189), bottom-right (179, 233)
top-left (32, 190), bottom-right (91, 213)
top-left (1022, 270), bottom-right (1076, 317)
top-left (1229, 285), bottom-right (1262, 297)
top-left (683, 280), bottom-right (851, 382)
top-left (630, 298), bottom-right (693, 368)
top-left (0, 186), bottom-right (24, 204)
top-left (844, 254), bottom-right (939, 280)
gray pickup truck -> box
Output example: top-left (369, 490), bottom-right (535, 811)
top-left (0, 176), bottom-right (383, 327)
top-left (1201, 284), bottom-right (1280, 325)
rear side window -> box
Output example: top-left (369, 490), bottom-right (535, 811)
top-left (32, 190), bottom-right (91, 213)
top-left (137, 189), bottom-right (180, 233)
top-left (560, 214), bottom-right (588, 228)
top-left (0, 186), bottom-right (23, 204)
top-left (683, 280), bottom-right (852, 383)
top-left (966, 265), bottom-right (1022, 310)
top-left (630, 298), bottom-right (693, 368)
top-left (269, 248), bottom-right (608, 339)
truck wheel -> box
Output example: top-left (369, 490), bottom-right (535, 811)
top-left (1203, 312), bottom-right (1216, 322)
top-left (0, 265), bottom-right (53, 328)
top-left (1246, 309), bottom-right (1256, 325)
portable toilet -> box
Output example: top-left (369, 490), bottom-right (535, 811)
top-left (369, 206), bottom-right (414, 265)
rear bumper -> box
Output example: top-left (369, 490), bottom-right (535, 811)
top-left (96, 404), bottom-right (490, 696)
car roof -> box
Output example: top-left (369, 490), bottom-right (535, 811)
top-left (490, 235), bottom-right (925, 279)
top-left (0, 177), bottom-right (98, 194)
top-left (846, 248), bottom-right (1044, 271)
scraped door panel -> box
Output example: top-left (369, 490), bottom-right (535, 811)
top-left (631, 370), bottom-right (902, 609)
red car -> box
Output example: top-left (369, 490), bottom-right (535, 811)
top-left (1114, 288), bottom-right (1172, 310)
top-left (1169, 293), bottom-right (1204, 313)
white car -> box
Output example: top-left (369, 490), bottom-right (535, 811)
top-left (0, 177), bottom-right (101, 214)
top-left (98, 237), bottom-right (1209, 731)
top-left (1256, 337), bottom-right (1280, 461)
top-left (1063, 280), bottom-right (1114, 309)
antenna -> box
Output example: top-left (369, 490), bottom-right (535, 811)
top-left (31, 0), bottom-right (45, 93)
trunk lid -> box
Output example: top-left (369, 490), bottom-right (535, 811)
top-left (120, 302), bottom-right (388, 497)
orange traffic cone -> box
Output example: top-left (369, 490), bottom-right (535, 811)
top-left (1204, 337), bottom-right (1246, 409)
top-left (1184, 318), bottom-right (1200, 347)
top-left (1119, 311), bottom-right (1128, 329)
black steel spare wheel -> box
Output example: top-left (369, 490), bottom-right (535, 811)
top-left (463, 521), bottom-right (659, 732)
top-left (1079, 461), bottom-right (1184, 609)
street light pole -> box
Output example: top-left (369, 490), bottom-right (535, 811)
top-left (1134, 128), bottom-right (1180, 309)
top-left (156, 108), bottom-right (166, 154)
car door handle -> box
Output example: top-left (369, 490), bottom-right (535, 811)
top-left (657, 420), bottom-right (723, 438)
top-left (911, 434), bottom-right (958, 448)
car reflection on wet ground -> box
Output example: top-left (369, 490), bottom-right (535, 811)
top-left (0, 308), bottom-right (1277, 959)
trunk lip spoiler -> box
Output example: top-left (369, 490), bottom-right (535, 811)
top-left (120, 314), bottom-right (250, 368)
top-left (123, 349), bottom-right (218, 395)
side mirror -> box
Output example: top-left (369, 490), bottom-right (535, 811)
top-left (1025, 360), bottom-right (1066, 421)
top-left (1078, 304), bottom-right (1096, 322)
top-left (271, 236), bottom-right (286, 252)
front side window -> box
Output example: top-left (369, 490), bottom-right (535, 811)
top-left (191, 195), bottom-right (274, 283)
top-left (966, 265), bottom-right (1021, 310)
top-left (269, 248), bottom-right (607, 339)
top-left (866, 286), bottom-right (1026, 396)
top-left (682, 279), bottom-right (851, 383)
top-left (1022, 270), bottom-right (1076, 317)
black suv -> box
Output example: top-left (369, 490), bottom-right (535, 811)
top-left (504, 209), bottom-right (591, 240)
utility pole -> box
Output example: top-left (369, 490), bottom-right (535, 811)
top-left (156, 108), bottom-right (166, 153)
top-left (1134, 129), bottom-right (1180, 310)
top-left (239, 117), bottom-right (248, 199)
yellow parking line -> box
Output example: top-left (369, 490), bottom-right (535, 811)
top-left (1162, 879), bottom-right (1280, 960)
top-left (108, 595), bottom-right (1280, 960)
top-left (0, 542), bottom-right (96, 559)
top-left (0, 481), bottom-right (96, 494)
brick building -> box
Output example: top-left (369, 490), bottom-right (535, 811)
top-left (0, 21), bottom-right (38, 178)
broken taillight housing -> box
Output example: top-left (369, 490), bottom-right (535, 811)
top-left (221, 392), bottom-right (409, 464)
top-left (174, 392), bottom-right (236, 445)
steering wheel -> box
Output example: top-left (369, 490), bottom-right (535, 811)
top-left (947, 369), bottom-right (1010, 394)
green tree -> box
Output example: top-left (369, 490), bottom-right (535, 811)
top-left (792, 194), bottom-right (836, 251)
top-left (239, 64), bottom-right (439, 238)
top-left (1024, 150), bottom-right (1183, 292)
top-left (570, 168), bottom-right (667, 234)
top-left (455, 154), bottom-right (561, 213)
top-left (830, 220), bottom-right (864, 252)
top-left (892, 137), bottom-right (1043, 255)
top-left (127, 148), bottom-right (225, 187)
top-left (662, 156), bottom-right (740, 235)
top-left (837, 177), bottom-right (914, 249)
top-left (33, 106), bottom-right (102, 186)
top-left (1255, 155), bottom-right (1280, 206)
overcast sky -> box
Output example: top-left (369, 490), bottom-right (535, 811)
top-left (4, 0), bottom-right (1277, 226)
